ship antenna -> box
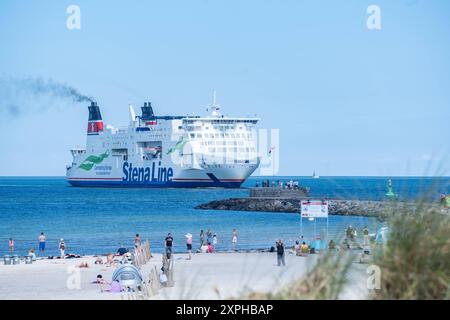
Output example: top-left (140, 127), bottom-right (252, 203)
top-left (209, 89), bottom-right (221, 117)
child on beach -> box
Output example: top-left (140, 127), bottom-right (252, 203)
top-left (207, 242), bottom-right (213, 253)
top-left (232, 229), bottom-right (238, 250)
top-left (59, 239), bottom-right (65, 259)
top-left (28, 248), bottom-right (37, 261)
top-left (8, 238), bottom-right (14, 254)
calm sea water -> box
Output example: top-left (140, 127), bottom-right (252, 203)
top-left (0, 176), bottom-right (448, 256)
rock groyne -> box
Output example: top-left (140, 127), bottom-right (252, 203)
top-left (195, 197), bottom-right (439, 219)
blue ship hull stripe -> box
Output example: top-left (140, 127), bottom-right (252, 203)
top-left (67, 180), bottom-right (243, 188)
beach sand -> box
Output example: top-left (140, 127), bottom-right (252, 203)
top-left (0, 252), bottom-right (369, 300)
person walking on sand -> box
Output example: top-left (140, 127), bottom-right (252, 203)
top-left (232, 229), bottom-right (238, 250)
top-left (59, 238), bottom-right (66, 259)
top-left (199, 230), bottom-right (205, 247)
top-left (185, 233), bottom-right (193, 260)
top-left (165, 233), bottom-right (174, 259)
top-left (8, 238), bottom-right (14, 255)
top-left (38, 232), bottom-right (46, 255)
top-left (276, 240), bottom-right (285, 266)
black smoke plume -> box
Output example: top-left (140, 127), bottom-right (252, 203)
top-left (0, 77), bottom-right (94, 117)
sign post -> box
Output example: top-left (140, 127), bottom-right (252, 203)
top-left (300, 200), bottom-right (329, 247)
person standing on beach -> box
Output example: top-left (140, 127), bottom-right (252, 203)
top-left (38, 232), bottom-right (46, 255)
top-left (212, 234), bottom-right (218, 252)
top-left (206, 229), bottom-right (213, 244)
top-left (59, 239), bottom-right (66, 259)
top-left (134, 234), bottom-right (142, 249)
top-left (363, 226), bottom-right (370, 246)
top-left (232, 229), bottom-right (238, 250)
top-left (185, 233), bottom-right (193, 260)
top-left (199, 230), bottom-right (205, 247)
top-left (276, 240), bottom-right (285, 266)
top-left (8, 238), bottom-right (14, 255)
top-left (165, 233), bottom-right (174, 259)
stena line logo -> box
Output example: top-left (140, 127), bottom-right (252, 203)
top-left (122, 161), bottom-right (173, 183)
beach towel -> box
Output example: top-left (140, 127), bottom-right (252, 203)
top-left (109, 281), bottom-right (121, 293)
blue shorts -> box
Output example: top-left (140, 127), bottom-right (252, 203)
top-left (39, 242), bottom-right (45, 251)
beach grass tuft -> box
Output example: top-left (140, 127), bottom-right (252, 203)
top-left (371, 199), bottom-right (450, 300)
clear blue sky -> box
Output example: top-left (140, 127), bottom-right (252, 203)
top-left (0, 0), bottom-right (449, 176)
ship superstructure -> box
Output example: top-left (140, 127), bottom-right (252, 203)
top-left (66, 95), bottom-right (260, 187)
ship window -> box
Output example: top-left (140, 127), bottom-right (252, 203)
top-left (225, 133), bottom-right (230, 138)
top-left (197, 133), bottom-right (202, 138)
top-left (231, 134), bottom-right (235, 138)
top-left (190, 133), bottom-right (195, 138)
top-left (214, 134), bottom-right (219, 138)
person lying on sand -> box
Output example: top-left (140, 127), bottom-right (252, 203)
top-left (105, 253), bottom-right (116, 267)
top-left (94, 257), bottom-right (103, 264)
top-left (78, 261), bottom-right (89, 268)
top-left (92, 274), bottom-right (109, 285)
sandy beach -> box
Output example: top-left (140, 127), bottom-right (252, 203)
top-left (0, 251), bottom-right (369, 300)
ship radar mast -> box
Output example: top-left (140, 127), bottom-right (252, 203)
top-left (207, 90), bottom-right (221, 118)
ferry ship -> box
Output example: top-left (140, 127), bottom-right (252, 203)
top-left (66, 94), bottom-right (260, 188)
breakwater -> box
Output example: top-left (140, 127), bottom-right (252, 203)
top-left (196, 197), bottom-right (442, 219)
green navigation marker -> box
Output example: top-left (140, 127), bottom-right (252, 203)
top-left (385, 178), bottom-right (397, 199)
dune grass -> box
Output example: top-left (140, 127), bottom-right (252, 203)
top-left (371, 200), bottom-right (450, 299)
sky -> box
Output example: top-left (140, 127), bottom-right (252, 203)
top-left (0, 0), bottom-right (449, 176)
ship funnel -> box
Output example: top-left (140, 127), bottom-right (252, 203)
top-left (141, 101), bottom-right (155, 120)
top-left (87, 101), bottom-right (104, 135)
top-left (88, 101), bottom-right (102, 121)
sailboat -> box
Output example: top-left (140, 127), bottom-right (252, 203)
top-left (312, 170), bottom-right (320, 179)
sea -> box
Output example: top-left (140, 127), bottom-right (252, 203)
top-left (0, 176), bottom-right (448, 257)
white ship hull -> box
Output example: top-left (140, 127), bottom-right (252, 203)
top-left (66, 98), bottom-right (260, 188)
